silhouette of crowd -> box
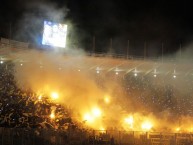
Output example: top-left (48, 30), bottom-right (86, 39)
top-left (0, 61), bottom-right (75, 130)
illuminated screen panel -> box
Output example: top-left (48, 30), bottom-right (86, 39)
top-left (42, 21), bottom-right (67, 48)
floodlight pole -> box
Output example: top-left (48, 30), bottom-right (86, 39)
top-left (127, 40), bottom-right (129, 59)
top-left (162, 42), bottom-right (164, 63)
top-left (92, 36), bottom-right (95, 55)
top-left (144, 41), bottom-right (146, 60)
top-left (110, 38), bottom-right (113, 55)
top-left (9, 22), bottom-right (12, 40)
top-left (179, 43), bottom-right (182, 59)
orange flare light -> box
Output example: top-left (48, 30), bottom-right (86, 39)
top-left (38, 95), bottom-right (42, 100)
top-left (141, 121), bottom-right (153, 131)
top-left (99, 127), bottom-right (106, 133)
top-left (50, 112), bottom-right (55, 119)
top-left (125, 116), bottom-right (134, 128)
top-left (176, 127), bottom-right (180, 132)
top-left (92, 107), bottom-right (101, 117)
top-left (104, 95), bottom-right (110, 104)
top-left (83, 113), bottom-right (94, 122)
top-left (51, 92), bottom-right (59, 100)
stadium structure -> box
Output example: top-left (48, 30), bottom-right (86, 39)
top-left (1, 37), bottom-right (193, 145)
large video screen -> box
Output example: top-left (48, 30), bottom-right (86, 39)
top-left (42, 21), bottom-right (67, 48)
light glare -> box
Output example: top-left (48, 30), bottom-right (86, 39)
top-left (176, 127), bottom-right (180, 132)
top-left (125, 116), bottom-right (134, 125)
top-left (50, 112), bottom-right (55, 119)
top-left (104, 95), bottom-right (110, 104)
top-left (99, 127), bottom-right (106, 133)
top-left (125, 116), bottom-right (134, 129)
top-left (92, 108), bottom-right (101, 117)
top-left (51, 92), bottom-right (59, 100)
top-left (38, 95), bottom-right (42, 100)
top-left (83, 113), bottom-right (94, 122)
top-left (141, 121), bottom-right (153, 131)
top-left (42, 21), bottom-right (67, 48)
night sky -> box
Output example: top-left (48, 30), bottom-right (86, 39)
top-left (1, 0), bottom-right (193, 56)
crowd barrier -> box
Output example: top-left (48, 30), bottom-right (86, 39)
top-left (0, 128), bottom-right (193, 145)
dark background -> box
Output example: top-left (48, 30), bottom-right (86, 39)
top-left (0, 0), bottom-right (193, 57)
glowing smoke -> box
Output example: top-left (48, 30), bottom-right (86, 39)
top-left (7, 41), bottom-right (193, 132)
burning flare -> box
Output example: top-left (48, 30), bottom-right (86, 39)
top-left (141, 121), bottom-right (153, 131)
top-left (51, 92), bottom-right (59, 100)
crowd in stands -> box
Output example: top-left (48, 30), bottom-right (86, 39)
top-left (122, 73), bottom-right (193, 117)
top-left (1, 60), bottom-right (193, 145)
top-left (95, 68), bottom-right (193, 119)
top-left (1, 60), bottom-right (193, 130)
top-left (0, 61), bottom-right (75, 130)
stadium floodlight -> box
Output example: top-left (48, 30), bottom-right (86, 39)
top-left (96, 67), bottom-right (100, 74)
top-left (133, 68), bottom-right (138, 77)
top-left (42, 20), bottom-right (67, 48)
top-left (173, 69), bottom-right (177, 78)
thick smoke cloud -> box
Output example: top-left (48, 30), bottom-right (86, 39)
top-left (8, 44), bottom-right (193, 132)
top-left (13, 49), bottom-right (128, 129)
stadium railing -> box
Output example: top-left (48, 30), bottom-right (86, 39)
top-left (0, 38), bottom-right (29, 49)
top-left (0, 38), bottom-right (191, 63)
top-left (0, 127), bottom-right (193, 145)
